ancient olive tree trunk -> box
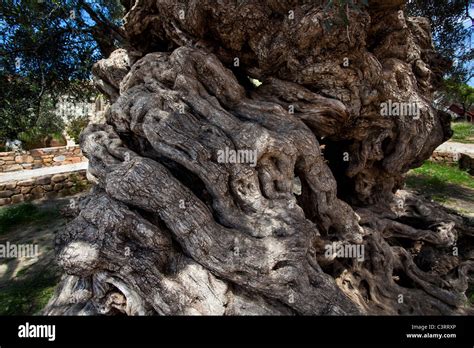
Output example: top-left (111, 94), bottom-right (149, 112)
top-left (44, 0), bottom-right (473, 315)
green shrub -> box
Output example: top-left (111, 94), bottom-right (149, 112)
top-left (67, 115), bottom-right (89, 144)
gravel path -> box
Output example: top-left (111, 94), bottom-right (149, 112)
top-left (0, 162), bottom-right (88, 183)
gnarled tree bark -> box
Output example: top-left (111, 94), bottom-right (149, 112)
top-left (44, 0), bottom-right (473, 315)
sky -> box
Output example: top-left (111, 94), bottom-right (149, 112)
top-left (464, 6), bottom-right (474, 86)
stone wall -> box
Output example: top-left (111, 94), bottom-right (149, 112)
top-left (430, 151), bottom-right (458, 163)
top-left (0, 145), bottom-right (85, 172)
top-left (0, 170), bottom-right (90, 206)
top-left (430, 150), bottom-right (474, 175)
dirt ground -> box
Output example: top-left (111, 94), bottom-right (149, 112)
top-left (406, 177), bottom-right (474, 218)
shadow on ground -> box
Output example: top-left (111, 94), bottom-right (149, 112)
top-left (0, 198), bottom-right (73, 315)
top-left (406, 174), bottom-right (474, 218)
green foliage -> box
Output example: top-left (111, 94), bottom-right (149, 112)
top-left (18, 95), bottom-right (65, 149)
top-left (458, 84), bottom-right (474, 105)
top-left (445, 79), bottom-right (474, 112)
top-left (446, 80), bottom-right (474, 95)
top-left (451, 122), bottom-right (474, 143)
top-left (0, 78), bottom-right (64, 150)
top-left (0, 202), bottom-right (60, 235)
top-left (0, 83), bottom-right (66, 149)
top-left (67, 114), bottom-right (89, 143)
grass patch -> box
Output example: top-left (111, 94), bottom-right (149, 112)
top-left (406, 161), bottom-right (474, 206)
top-left (407, 161), bottom-right (474, 190)
top-left (0, 202), bottom-right (60, 235)
top-left (0, 271), bottom-right (59, 315)
top-left (451, 122), bottom-right (474, 144)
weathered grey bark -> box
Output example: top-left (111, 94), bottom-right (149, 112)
top-left (44, 0), bottom-right (473, 315)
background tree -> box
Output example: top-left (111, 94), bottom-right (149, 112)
top-left (446, 81), bottom-right (474, 120)
top-left (406, 0), bottom-right (473, 119)
top-left (0, 0), bottom-right (125, 148)
top-left (406, 0), bottom-right (473, 83)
